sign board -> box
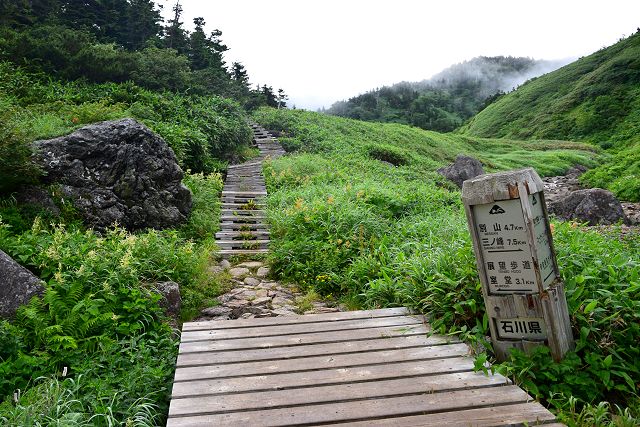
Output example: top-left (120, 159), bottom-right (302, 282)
top-left (472, 194), bottom-right (557, 294)
top-left (495, 317), bottom-right (547, 340)
top-left (462, 168), bottom-right (573, 362)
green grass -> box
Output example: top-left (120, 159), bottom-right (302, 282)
top-left (255, 107), bottom-right (639, 425)
top-left (461, 31), bottom-right (640, 201)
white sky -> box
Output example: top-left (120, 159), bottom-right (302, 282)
top-left (160, 0), bottom-right (640, 110)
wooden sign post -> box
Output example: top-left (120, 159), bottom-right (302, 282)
top-left (462, 168), bottom-right (574, 362)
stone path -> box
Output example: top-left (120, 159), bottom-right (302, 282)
top-left (198, 259), bottom-right (339, 321)
top-left (215, 123), bottom-right (285, 258)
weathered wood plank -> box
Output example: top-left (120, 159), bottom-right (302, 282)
top-left (183, 307), bottom-right (410, 331)
top-left (174, 343), bottom-right (469, 381)
top-left (179, 323), bottom-right (429, 353)
top-left (167, 385), bottom-right (530, 426)
top-left (177, 334), bottom-right (458, 367)
top-left (169, 371), bottom-right (510, 417)
top-left (180, 315), bottom-right (425, 342)
top-left (328, 402), bottom-right (557, 426)
top-left (171, 356), bottom-right (475, 398)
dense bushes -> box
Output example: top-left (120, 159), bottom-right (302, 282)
top-left (256, 108), bottom-right (639, 425)
top-left (0, 165), bottom-right (224, 423)
top-left (0, 61), bottom-right (251, 194)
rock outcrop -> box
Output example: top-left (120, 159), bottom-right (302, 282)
top-left (438, 155), bottom-right (484, 188)
top-left (548, 188), bottom-right (629, 225)
top-left (155, 281), bottom-right (181, 318)
top-left (33, 119), bottom-right (192, 231)
top-left (0, 250), bottom-right (45, 319)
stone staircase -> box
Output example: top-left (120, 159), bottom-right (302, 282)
top-left (215, 123), bottom-right (285, 258)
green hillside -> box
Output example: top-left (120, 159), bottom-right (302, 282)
top-left (255, 108), bottom-right (640, 425)
top-left (462, 31), bottom-right (640, 200)
top-left (326, 56), bottom-right (567, 132)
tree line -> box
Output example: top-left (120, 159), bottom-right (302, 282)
top-left (326, 56), bottom-right (560, 132)
top-left (0, 0), bottom-right (287, 109)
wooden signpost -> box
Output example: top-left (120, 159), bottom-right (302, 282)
top-left (462, 168), bottom-right (574, 361)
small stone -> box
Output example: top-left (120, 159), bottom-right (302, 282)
top-left (255, 289), bottom-right (269, 298)
top-left (256, 267), bottom-right (270, 278)
top-left (154, 281), bottom-right (181, 318)
top-left (251, 297), bottom-right (272, 307)
top-left (219, 259), bottom-right (231, 269)
top-left (201, 306), bottom-right (232, 317)
top-left (244, 277), bottom-right (260, 286)
top-left (228, 267), bottom-right (250, 278)
top-left (258, 282), bottom-right (275, 290)
top-left (271, 308), bottom-right (297, 316)
top-left (226, 299), bottom-right (250, 309)
top-left (208, 265), bottom-right (223, 274)
top-left (236, 290), bottom-right (257, 300)
top-left (236, 261), bottom-right (264, 269)
top-left (240, 313), bottom-right (255, 319)
top-left (272, 296), bottom-right (293, 307)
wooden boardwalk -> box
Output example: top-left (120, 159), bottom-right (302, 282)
top-left (167, 307), bottom-right (561, 426)
top-left (215, 123), bottom-right (285, 258)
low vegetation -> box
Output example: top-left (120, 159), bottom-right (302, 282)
top-left (0, 60), bottom-right (232, 423)
top-left (256, 107), bottom-right (639, 426)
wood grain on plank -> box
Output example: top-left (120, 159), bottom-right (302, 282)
top-left (327, 401), bottom-right (557, 426)
top-left (174, 343), bottom-right (470, 382)
top-left (169, 371), bottom-right (509, 416)
top-left (167, 385), bottom-right (530, 427)
top-left (171, 356), bottom-right (475, 398)
top-left (183, 307), bottom-right (410, 331)
top-left (179, 324), bottom-right (429, 353)
top-left (177, 334), bottom-right (458, 367)
top-left (180, 315), bottom-right (425, 342)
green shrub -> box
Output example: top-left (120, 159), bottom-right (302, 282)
top-left (255, 107), bottom-right (639, 423)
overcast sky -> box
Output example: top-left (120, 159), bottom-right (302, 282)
top-left (160, 0), bottom-right (640, 110)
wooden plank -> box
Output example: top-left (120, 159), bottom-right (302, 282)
top-left (167, 385), bottom-right (530, 426)
top-left (222, 190), bottom-right (267, 196)
top-left (219, 249), bottom-right (269, 256)
top-left (177, 334), bottom-right (458, 367)
top-left (171, 356), bottom-right (475, 397)
top-left (169, 371), bottom-right (510, 417)
top-left (180, 315), bottom-right (425, 342)
top-left (183, 307), bottom-right (411, 331)
top-left (179, 324), bottom-right (430, 353)
top-left (329, 402), bottom-right (557, 426)
top-left (174, 343), bottom-right (469, 381)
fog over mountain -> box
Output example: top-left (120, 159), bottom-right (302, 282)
top-left (326, 56), bottom-right (572, 132)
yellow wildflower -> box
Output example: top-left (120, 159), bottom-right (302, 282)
top-left (327, 195), bottom-right (334, 205)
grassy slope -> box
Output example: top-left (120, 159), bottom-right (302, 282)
top-left (255, 108), bottom-right (639, 424)
top-left (461, 32), bottom-right (640, 201)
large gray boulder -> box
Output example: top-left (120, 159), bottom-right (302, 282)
top-left (438, 155), bottom-right (484, 188)
top-left (548, 188), bottom-right (629, 225)
top-left (33, 119), bottom-right (192, 231)
top-left (0, 250), bottom-right (45, 319)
